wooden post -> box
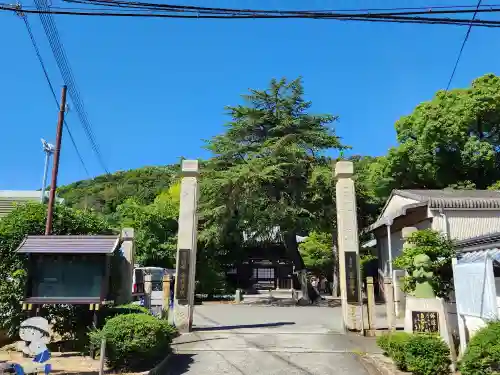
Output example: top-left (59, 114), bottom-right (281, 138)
top-left (144, 274), bottom-right (152, 310)
top-left (99, 338), bottom-right (106, 375)
top-left (384, 277), bottom-right (395, 331)
top-left (162, 274), bottom-right (171, 318)
top-left (366, 277), bottom-right (376, 331)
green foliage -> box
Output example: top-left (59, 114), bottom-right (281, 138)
top-left (200, 77), bottom-right (346, 270)
top-left (371, 74), bottom-right (500, 197)
top-left (378, 332), bottom-right (450, 375)
top-left (299, 231), bottom-right (333, 275)
top-left (376, 332), bottom-right (411, 370)
top-left (103, 304), bottom-right (150, 320)
top-left (89, 313), bottom-right (177, 371)
top-left (393, 229), bottom-right (454, 298)
top-left (58, 165), bottom-right (179, 215)
top-left (116, 183), bottom-right (180, 268)
top-left (488, 180), bottom-right (500, 190)
top-left (460, 320), bottom-right (500, 375)
top-left (405, 334), bottom-right (451, 375)
top-left (0, 203), bottom-right (113, 338)
top-left (195, 260), bottom-right (230, 296)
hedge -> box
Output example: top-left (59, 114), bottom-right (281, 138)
top-left (89, 313), bottom-right (177, 371)
top-left (377, 332), bottom-right (451, 375)
top-left (460, 321), bottom-right (500, 375)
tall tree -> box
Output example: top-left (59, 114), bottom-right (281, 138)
top-left (117, 182), bottom-right (180, 267)
top-left (371, 74), bottom-right (500, 199)
top-left (201, 77), bottom-right (347, 301)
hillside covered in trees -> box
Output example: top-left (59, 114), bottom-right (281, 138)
top-left (57, 165), bottom-right (180, 214)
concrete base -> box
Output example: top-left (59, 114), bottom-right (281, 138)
top-left (174, 303), bottom-right (192, 333)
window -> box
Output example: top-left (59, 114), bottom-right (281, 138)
top-left (253, 268), bottom-right (275, 279)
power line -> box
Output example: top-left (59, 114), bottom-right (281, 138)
top-left (2, 3), bottom-right (500, 27)
top-left (17, 9), bottom-right (90, 177)
top-left (31, 0), bottom-right (111, 174)
top-left (445, 0), bottom-right (484, 91)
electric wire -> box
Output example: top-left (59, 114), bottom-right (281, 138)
top-left (32, 0), bottom-right (110, 174)
top-left (445, 0), bottom-right (484, 91)
top-left (2, 4), bottom-right (500, 27)
top-left (18, 10), bottom-right (90, 177)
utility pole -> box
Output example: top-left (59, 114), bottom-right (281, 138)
top-left (45, 85), bottom-right (67, 235)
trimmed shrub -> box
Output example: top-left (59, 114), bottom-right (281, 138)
top-left (387, 332), bottom-right (412, 371)
top-left (89, 313), bottom-right (177, 371)
top-left (376, 333), bottom-right (390, 353)
top-left (405, 334), bottom-right (451, 375)
top-left (460, 321), bottom-right (500, 375)
top-left (377, 332), bottom-right (411, 370)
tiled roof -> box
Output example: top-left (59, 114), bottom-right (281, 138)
top-left (395, 189), bottom-right (500, 209)
top-left (16, 235), bottom-right (120, 254)
top-left (455, 232), bottom-right (500, 252)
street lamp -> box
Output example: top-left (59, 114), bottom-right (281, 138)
top-left (40, 138), bottom-right (55, 203)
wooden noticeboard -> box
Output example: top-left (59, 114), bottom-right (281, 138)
top-left (176, 249), bottom-right (190, 303)
top-left (412, 311), bottom-right (439, 333)
top-left (345, 251), bottom-right (359, 303)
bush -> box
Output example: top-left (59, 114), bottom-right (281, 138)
top-left (102, 303), bottom-right (150, 320)
top-left (460, 321), bottom-right (500, 375)
top-left (377, 332), bottom-right (411, 370)
top-left (89, 313), bottom-right (177, 371)
top-left (405, 334), bottom-right (451, 375)
top-left (377, 332), bottom-right (450, 374)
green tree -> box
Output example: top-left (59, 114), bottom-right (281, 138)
top-left (201, 77), bottom-right (347, 301)
top-left (393, 229), bottom-right (454, 299)
top-left (0, 203), bottom-right (112, 337)
top-left (299, 231), bottom-right (333, 275)
top-left (116, 182), bottom-right (180, 267)
top-left (372, 74), bottom-right (500, 198)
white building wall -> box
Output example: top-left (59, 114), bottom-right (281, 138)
top-left (378, 219), bottom-right (432, 277)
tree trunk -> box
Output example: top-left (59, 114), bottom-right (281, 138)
top-left (283, 231), bottom-right (311, 303)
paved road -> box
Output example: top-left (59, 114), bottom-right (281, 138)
top-left (161, 304), bottom-right (381, 375)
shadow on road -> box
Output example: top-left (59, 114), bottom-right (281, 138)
top-left (192, 321), bottom-right (296, 332)
top-left (149, 353), bottom-right (194, 375)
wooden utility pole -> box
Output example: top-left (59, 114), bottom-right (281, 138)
top-left (45, 85), bottom-right (67, 235)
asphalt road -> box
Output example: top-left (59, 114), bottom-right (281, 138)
top-left (162, 304), bottom-right (380, 375)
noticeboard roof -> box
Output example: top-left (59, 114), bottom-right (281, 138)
top-left (16, 235), bottom-right (121, 254)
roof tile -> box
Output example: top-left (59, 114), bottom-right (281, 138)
top-left (16, 235), bottom-right (120, 254)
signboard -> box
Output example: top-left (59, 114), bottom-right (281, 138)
top-left (175, 249), bottom-right (190, 303)
top-left (412, 311), bottom-right (439, 333)
top-left (345, 251), bottom-right (359, 303)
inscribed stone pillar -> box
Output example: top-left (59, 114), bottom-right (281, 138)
top-left (173, 160), bottom-right (200, 333)
top-left (117, 228), bottom-right (134, 305)
top-left (396, 227), bottom-right (418, 316)
top-left (334, 161), bottom-right (362, 331)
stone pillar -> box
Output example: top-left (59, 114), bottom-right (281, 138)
top-left (334, 160), bottom-right (362, 331)
top-left (397, 227), bottom-right (418, 317)
top-left (366, 276), bottom-right (376, 331)
top-left (173, 160), bottom-right (200, 333)
top-left (117, 228), bottom-right (135, 305)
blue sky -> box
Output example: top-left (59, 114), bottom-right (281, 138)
top-left (1, 0), bottom-right (499, 190)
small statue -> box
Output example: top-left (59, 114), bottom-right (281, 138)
top-left (13, 317), bottom-right (52, 375)
top-left (412, 254), bottom-right (435, 298)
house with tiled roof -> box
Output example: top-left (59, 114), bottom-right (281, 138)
top-left (366, 189), bottom-right (500, 307)
top-left (0, 190), bottom-right (64, 218)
